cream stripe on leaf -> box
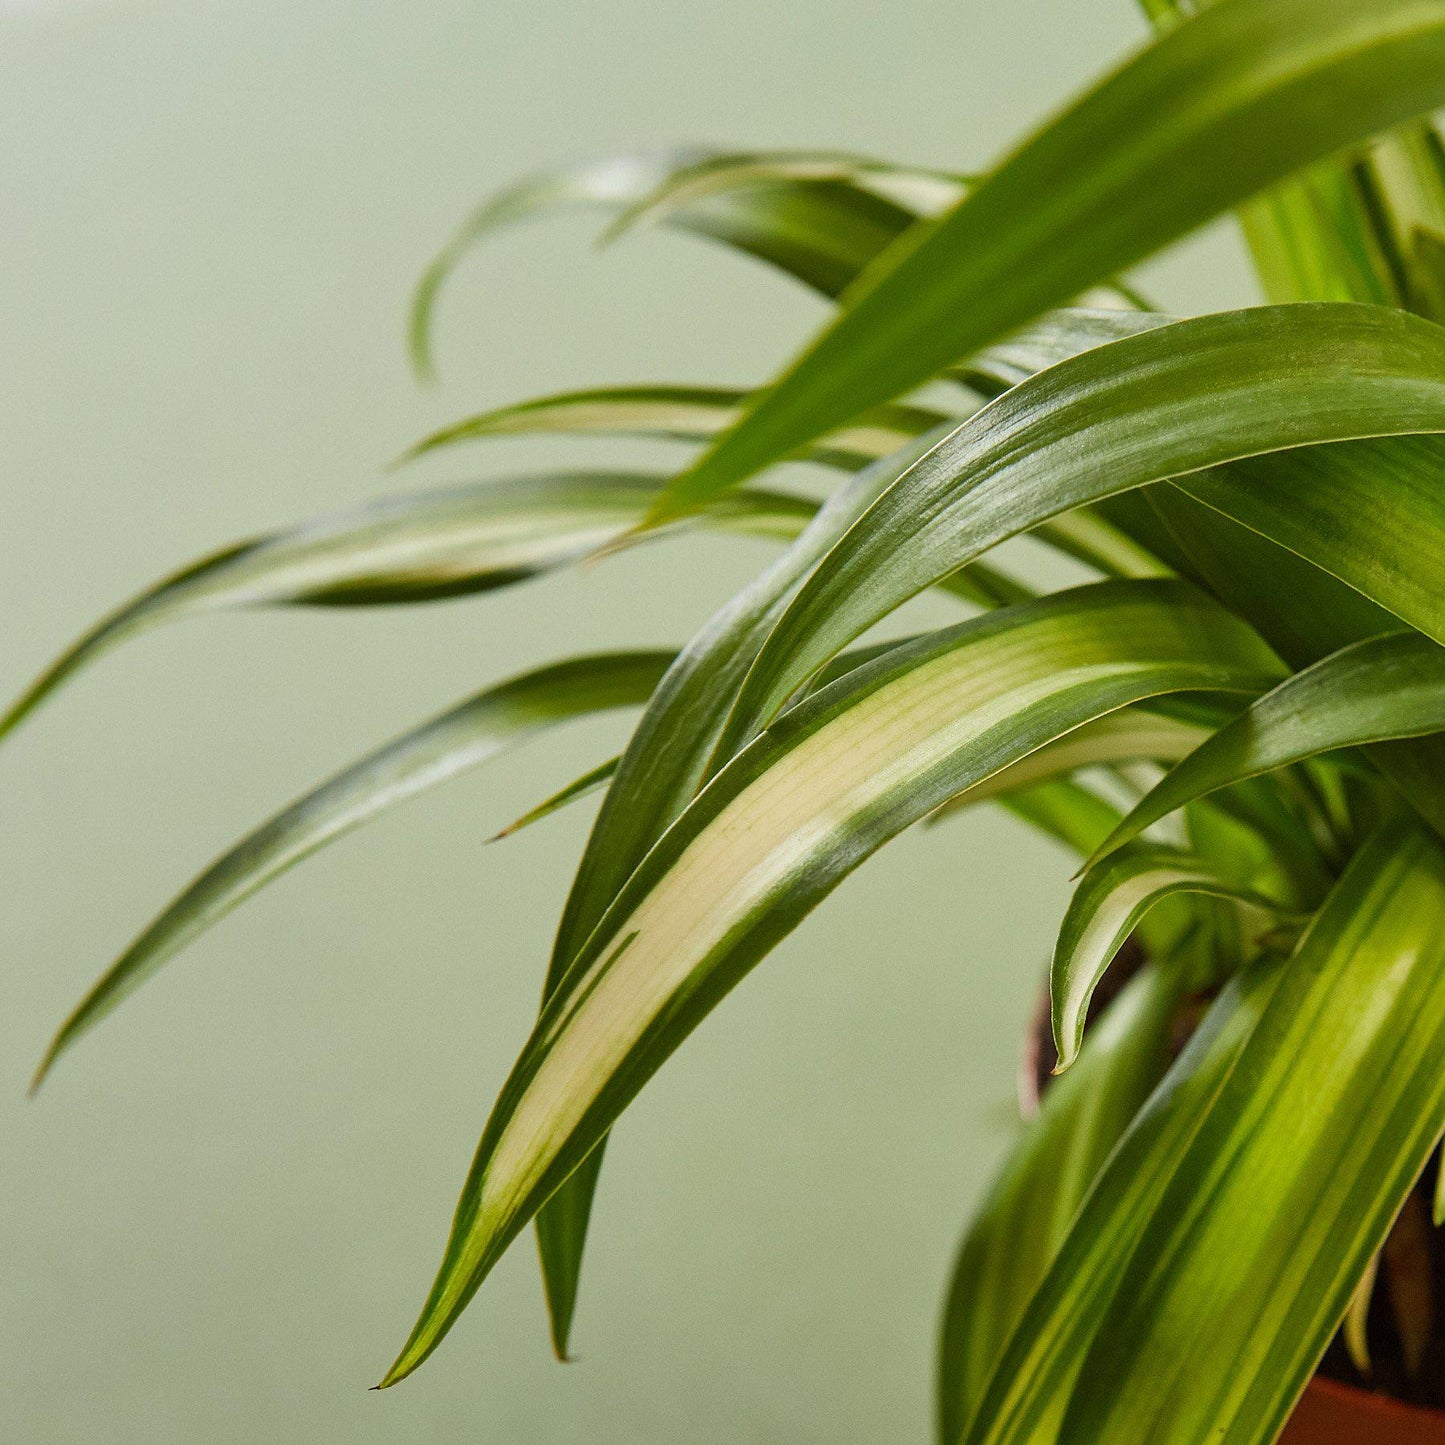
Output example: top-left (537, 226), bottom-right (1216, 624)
top-left (378, 578), bottom-right (1282, 1386)
top-left (963, 827), bottom-right (1445, 1445)
top-left (526, 430), bottom-right (954, 1350)
top-left (533, 298), bottom-right (1445, 1340)
top-left (399, 383), bottom-right (947, 470)
top-left (959, 961), bottom-right (1285, 1445)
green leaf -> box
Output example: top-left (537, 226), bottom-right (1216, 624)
top-left (1137, 480), bottom-right (1445, 843)
top-left (523, 304), bottom-right (1229, 1338)
top-left (1087, 630), bottom-right (1445, 866)
top-left (1359, 122), bottom-right (1445, 318)
top-left (928, 704), bottom-right (1214, 828)
top-left (720, 304), bottom-right (1445, 749)
top-left (0, 472), bottom-right (807, 745)
top-left (377, 579), bottom-right (1282, 1386)
top-left (402, 315), bottom-right (1173, 583)
top-left (957, 307), bottom-right (1173, 395)
top-left (518, 307), bottom-right (1171, 1344)
top-left (1058, 827), bottom-right (1445, 1443)
top-left (996, 781), bottom-right (1126, 858)
top-left (409, 148), bottom-right (923, 378)
top-left (29, 651), bottom-right (674, 1091)
top-left (1240, 162), bottom-right (1405, 310)
top-left (961, 959), bottom-right (1284, 1445)
top-left (596, 148), bottom-right (967, 245)
top-left (937, 963), bottom-right (1180, 1445)
top-left (489, 756), bottom-right (620, 842)
top-left (1049, 843), bottom-right (1289, 1072)
top-left (529, 430), bottom-right (954, 1352)
top-left (654, 0), bottom-right (1445, 519)
top-left (398, 383), bottom-right (946, 471)
top-left (1179, 432), bottom-right (1445, 646)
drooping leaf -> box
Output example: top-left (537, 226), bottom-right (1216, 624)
top-left (377, 579), bottom-right (1282, 1386)
top-left (719, 304), bottom-right (1445, 750)
top-left (1088, 630), bottom-right (1445, 867)
top-left (403, 312), bottom-right (1174, 582)
top-left (597, 148), bottom-right (968, 245)
top-left (529, 430), bottom-right (954, 1351)
top-left (1137, 479), bottom-right (1445, 843)
top-left (1057, 827), bottom-right (1445, 1444)
top-left (409, 147), bottom-right (924, 378)
top-left (937, 963), bottom-right (1180, 1445)
top-left (0, 473), bottom-right (807, 746)
top-left (29, 651), bottom-right (675, 1090)
top-left (399, 383), bottom-right (946, 471)
top-left (654, 0), bottom-right (1445, 520)
top-left (1049, 843), bottom-right (1290, 1072)
top-left (527, 302), bottom-right (1356, 1336)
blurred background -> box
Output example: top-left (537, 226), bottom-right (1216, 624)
top-left (1, 0), bottom-right (1256, 1439)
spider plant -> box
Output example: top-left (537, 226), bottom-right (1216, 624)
top-left (16, 0), bottom-right (1445, 1439)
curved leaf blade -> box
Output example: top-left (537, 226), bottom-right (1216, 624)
top-left (0, 473), bottom-right (806, 746)
top-left (724, 304), bottom-right (1445, 747)
top-left (30, 651), bottom-right (675, 1090)
top-left (1090, 630), bottom-right (1445, 865)
top-left (399, 383), bottom-right (946, 471)
top-left (409, 147), bottom-right (921, 378)
top-left (656, 0), bottom-right (1445, 518)
top-left (378, 580), bottom-right (1282, 1386)
top-left (1059, 827), bottom-right (1445, 1444)
top-left (929, 704), bottom-right (1213, 826)
top-left (1050, 843), bottom-right (1287, 1071)
top-left (598, 148), bottom-right (966, 245)
top-left (528, 430), bottom-right (955, 1349)
top-left (962, 961), bottom-right (1284, 1445)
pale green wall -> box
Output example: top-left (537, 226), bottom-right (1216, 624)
top-left (0, 1), bottom-right (1255, 1439)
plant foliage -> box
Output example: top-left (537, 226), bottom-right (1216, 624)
top-left (15, 0), bottom-right (1445, 1439)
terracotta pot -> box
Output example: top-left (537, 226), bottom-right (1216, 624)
top-left (1282, 1376), bottom-right (1445, 1443)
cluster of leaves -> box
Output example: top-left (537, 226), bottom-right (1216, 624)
top-left (16, 1), bottom-right (1445, 1440)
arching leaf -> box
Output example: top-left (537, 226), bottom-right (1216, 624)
top-left (1050, 843), bottom-right (1290, 1071)
top-left (378, 580), bottom-right (1281, 1386)
top-left (654, 0), bottom-right (1445, 519)
top-left (30, 651), bottom-right (675, 1090)
top-left (0, 473), bottom-right (806, 745)
top-left (722, 304), bottom-right (1445, 749)
top-left (409, 148), bottom-right (923, 377)
top-left (1088, 630), bottom-right (1445, 867)
top-left (1057, 828), bottom-right (1445, 1444)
